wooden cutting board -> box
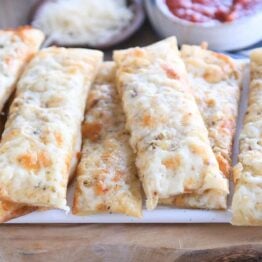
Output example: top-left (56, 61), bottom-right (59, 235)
top-left (0, 1), bottom-right (261, 261)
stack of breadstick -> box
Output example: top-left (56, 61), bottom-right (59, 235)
top-left (0, 27), bottom-right (260, 226)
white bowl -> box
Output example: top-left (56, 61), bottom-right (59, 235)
top-left (145, 0), bottom-right (262, 51)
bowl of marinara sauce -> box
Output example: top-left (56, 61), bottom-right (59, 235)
top-left (145, 0), bottom-right (262, 51)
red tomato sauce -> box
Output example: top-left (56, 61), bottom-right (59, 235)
top-left (165, 0), bottom-right (262, 23)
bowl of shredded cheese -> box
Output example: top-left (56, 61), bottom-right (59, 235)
top-left (31, 0), bottom-right (145, 49)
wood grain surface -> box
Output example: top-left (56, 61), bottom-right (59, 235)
top-left (0, 1), bottom-right (261, 261)
top-left (0, 224), bottom-right (262, 262)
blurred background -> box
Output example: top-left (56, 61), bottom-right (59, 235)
top-left (0, 0), bottom-right (261, 55)
top-left (0, 0), bottom-right (157, 56)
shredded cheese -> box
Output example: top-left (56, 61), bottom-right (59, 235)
top-left (32, 0), bottom-right (133, 46)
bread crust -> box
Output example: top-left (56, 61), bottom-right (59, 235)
top-left (0, 26), bottom-right (44, 223)
top-left (73, 62), bottom-right (142, 217)
top-left (114, 38), bottom-right (228, 210)
top-left (232, 49), bottom-right (262, 225)
top-left (161, 45), bottom-right (242, 210)
top-left (0, 47), bottom-right (102, 210)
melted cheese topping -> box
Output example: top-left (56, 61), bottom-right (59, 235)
top-left (73, 63), bottom-right (142, 217)
top-left (0, 27), bottom-right (44, 112)
top-left (181, 45), bottom-right (241, 178)
top-left (232, 49), bottom-right (262, 225)
top-left (0, 27), bottom-right (44, 223)
top-left (32, 0), bottom-right (133, 46)
top-left (114, 37), bottom-right (228, 210)
top-left (160, 46), bottom-right (241, 210)
top-left (0, 47), bottom-right (102, 210)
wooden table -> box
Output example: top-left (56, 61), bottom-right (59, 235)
top-left (0, 1), bottom-right (261, 261)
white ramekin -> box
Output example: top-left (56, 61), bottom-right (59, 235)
top-left (145, 0), bottom-right (262, 51)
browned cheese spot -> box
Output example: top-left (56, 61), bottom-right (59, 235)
top-left (206, 98), bottom-right (216, 107)
top-left (95, 180), bottom-right (108, 196)
top-left (184, 177), bottom-right (195, 192)
top-left (55, 131), bottom-right (63, 146)
top-left (162, 64), bottom-right (180, 80)
top-left (189, 143), bottom-right (206, 156)
top-left (67, 66), bottom-right (78, 75)
top-left (17, 151), bottom-right (52, 171)
top-left (112, 171), bottom-right (124, 182)
top-left (162, 155), bottom-right (182, 170)
top-left (181, 112), bottom-right (192, 126)
top-left (46, 96), bottom-right (64, 107)
top-left (96, 203), bottom-right (107, 211)
top-left (65, 153), bottom-right (72, 171)
top-left (133, 49), bottom-right (145, 58)
top-left (204, 67), bottom-right (223, 83)
top-left (217, 154), bottom-right (230, 178)
top-left (142, 114), bottom-right (156, 127)
top-left (2, 129), bottom-right (20, 142)
top-left (82, 122), bottom-right (102, 141)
